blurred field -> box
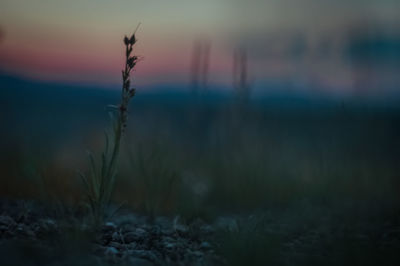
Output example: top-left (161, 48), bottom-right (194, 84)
top-left (1, 74), bottom-right (399, 220)
top-left (1, 1), bottom-right (400, 264)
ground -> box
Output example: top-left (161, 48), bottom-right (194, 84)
top-left (1, 199), bottom-right (400, 266)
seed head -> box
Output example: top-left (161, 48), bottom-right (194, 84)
top-left (125, 79), bottom-right (131, 90)
top-left (129, 88), bottom-right (136, 98)
top-left (127, 56), bottom-right (137, 69)
top-left (123, 36), bottom-right (129, 45)
top-left (129, 34), bottom-right (136, 45)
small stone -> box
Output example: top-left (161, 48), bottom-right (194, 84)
top-left (103, 222), bottom-right (117, 232)
top-left (124, 232), bottom-right (137, 243)
top-left (161, 228), bottom-right (175, 236)
top-left (122, 224), bottom-right (136, 233)
top-left (173, 216), bottom-right (189, 235)
top-left (128, 242), bottom-right (138, 250)
top-left (175, 224), bottom-right (189, 234)
top-left (109, 241), bottom-right (123, 250)
top-left (162, 236), bottom-right (175, 242)
top-left (105, 246), bottom-right (119, 256)
top-left (43, 218), bottom-right (57, 228)
top-left (150, 226), bottom-right (161, 235)
top-left (200, 241), bottom-right (212, 250)
top-left (16, 224), bottom-right (35, 238)
top-left (0, 215), bottom-right (16, 228)
top-left (135, 228), bottom-right (147, 238)
top-left (191, 250), bottom-right (204, 257)
top-left (112, 231), bottom-right (121, 242)
top-left (36, 219), bottom-right (58, 236)
top-left (164, 242), bottom-right (177, 250)
top-left (124, 228), bottom-right (148, 243)
top-left (102, 232), bottom-right (113, 245)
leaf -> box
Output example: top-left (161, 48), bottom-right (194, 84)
top-left (108, 111), bottom-right (119, 133)
top-left (101, 131), bottom-right (109, 180)
top-left (107, 105), bottom-right (119, 110)
top-left (87, 151), bottom-right (100, 198)
top-left (78, 170), bottom-right (90, 192)
top-left (107, 201), bottom-right (126, 220)
top-left (104, 131), bottom-right (110, 155)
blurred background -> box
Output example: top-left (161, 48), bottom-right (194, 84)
top-left (0, 0), bottom-right (400, 218)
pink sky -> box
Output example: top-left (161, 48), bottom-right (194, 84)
top-left (0, 0), bottom-right (399, 96)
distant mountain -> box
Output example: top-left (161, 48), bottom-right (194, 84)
top-left (1, 71), bottom-right (399, 111)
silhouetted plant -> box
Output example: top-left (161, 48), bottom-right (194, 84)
top-left (79, 30), bottom-right (140, 224)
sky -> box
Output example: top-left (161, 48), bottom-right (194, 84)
top-left (0, 0), bottom-right (399, 96)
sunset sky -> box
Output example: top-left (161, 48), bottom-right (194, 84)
top-left (0, 0), bottom-right (399, 96)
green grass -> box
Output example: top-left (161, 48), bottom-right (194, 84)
top-left (4, 104), bottom-right (399, 219)
top-left (1, 101), bottom-right (400, 265)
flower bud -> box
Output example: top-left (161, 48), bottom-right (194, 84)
top-left (129, 88), bottom-right (136, 98)
top-left (129, 34), bottom-right (136, 45)
top-left (127, 56), bottom-right (137, 69)
top-left (124, 36), bottom-right (129, 45)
